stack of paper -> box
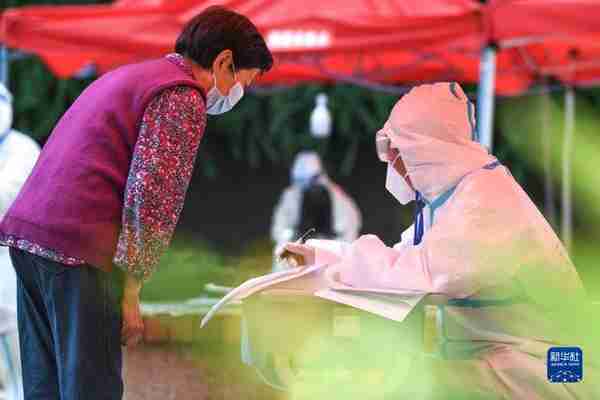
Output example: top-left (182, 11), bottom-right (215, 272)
top-left (201, 240), bottom-right (427, 327)
top-left (200, 263), bottom-right (325, 327)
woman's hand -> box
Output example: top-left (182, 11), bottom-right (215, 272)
top-left (121, 275), bottom-right (144, 347)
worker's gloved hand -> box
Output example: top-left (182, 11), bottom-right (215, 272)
top-left (121, 275), bottom-right (144, 347)
top-left (279, 242), bottom-right (316, 267)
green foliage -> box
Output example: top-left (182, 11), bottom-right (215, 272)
top-left (209, 84), bottom-right (398, 174)
top-left (9, 57), bottom-right (95, 140)
top-left (497, 92), bottom-right (600, 297)
top-left (5, 0), bottom-right (109, 140)
top-left (141, 236), bottom-right (273, 302)
top-left (140, 239), bottom-right (229, 302)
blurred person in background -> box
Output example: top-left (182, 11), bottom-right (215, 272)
top-left (296, 184), bottom-right (337, 240)
top-left (284, 82), bottom-right (598, 399)
top-left (271, 151), bottom-right (362, 246)
top-left (0, 6), bottom-right (272, 400)
top-left (0, 83), bottom-right (39, 400)
top-left (272, 182), bottom-right (338, 272)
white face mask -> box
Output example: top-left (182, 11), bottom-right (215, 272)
top-left (385, 155), bottom-right (415, 205)
top-left (205, 66), bottom-right (244, 115)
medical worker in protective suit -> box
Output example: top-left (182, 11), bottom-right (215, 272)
top-left (271, 151), bottom-right (362, 245)
top-left (0, 83), bottom-right (40, 400)
top-left (283, 82), bottom-right (598, 399)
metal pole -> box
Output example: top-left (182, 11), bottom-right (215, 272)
top-left (562, 86), bottom-right (575, 253)
top-left (541, 85), bottom-right (557, 230)
top-left (476, 46), bottom-right (497, 152)
top-left (0, 45), bottom-right (8, 87)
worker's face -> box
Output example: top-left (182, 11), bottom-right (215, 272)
top-left (376, 125), bottom-right (414, 190)
top-left (388, 149), bottom-right (415, 190)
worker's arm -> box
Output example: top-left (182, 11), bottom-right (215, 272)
top-left (334, 179), bottom-right (533, 297)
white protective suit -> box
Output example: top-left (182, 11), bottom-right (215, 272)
top-left (0, 84), bottom-right (39, 400)
top-left (314, 83), bottom-right (598, 399)
top-left (271, 151), bottom-right (362, 244)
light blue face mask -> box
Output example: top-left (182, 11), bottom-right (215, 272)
top-left (295, 174), bottom-right (322, 190)
top-left (205, 64), bottom-right (244, 115)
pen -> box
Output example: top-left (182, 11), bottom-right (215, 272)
top-left (278, 228), bottom-right (316, 262)
top-left (296, 228), bottom-right (316, 244)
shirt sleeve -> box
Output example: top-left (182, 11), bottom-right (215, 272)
top-left (114, 86), bottom-right (206, 281)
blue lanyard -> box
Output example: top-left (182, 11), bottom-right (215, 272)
top-left (412, 160), bottom-right (502, 245)
top-left (413, 192), bottom-right (426, 245)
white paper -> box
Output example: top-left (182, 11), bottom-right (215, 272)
top-left (328, 281), bottom-right (427, 298)
top-left (200, 263), bottom-right (326, 327)
top-left (305, 238), bottom-right (346, 255)
top-left (201, 238), bottom-right (429, 327)
top-left (201, 267), bottom-right (426, 327)
top-left (316, 289), bottom-right (425, 322)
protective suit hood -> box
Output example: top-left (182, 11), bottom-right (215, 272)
top-left (384, 82), bottom-right (495, 200)
top-left (0, 83), bottom-right (13, 141)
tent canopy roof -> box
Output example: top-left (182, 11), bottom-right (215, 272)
top-left (1, 0), bottom-right (600, 94)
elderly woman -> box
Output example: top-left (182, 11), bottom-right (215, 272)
top-left (0, 6), bottom-right (272, 400)
top-left (284, 82), bottom-right (597, 399)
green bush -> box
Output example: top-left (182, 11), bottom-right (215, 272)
top-left (141, 236), bottom-right (274, 302)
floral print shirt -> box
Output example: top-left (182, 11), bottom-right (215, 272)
top-left (0, 53), bottom-right (206, 281)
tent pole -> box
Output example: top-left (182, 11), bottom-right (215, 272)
top-left (562, 86), bottom-right (575, 253)
top-left (541, 83), bottom-right (557, 230)
top-left (476, 45), bottom-right (497, 152)
top-left (0, 46), bottom-right (8, 87)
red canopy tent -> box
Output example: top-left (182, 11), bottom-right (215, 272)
top-left (0, 0), bottom-right (484, 87)
top-left (486, 0), bottom-right (600, 89)
top-left (2, 0), bottom-right (599, 95)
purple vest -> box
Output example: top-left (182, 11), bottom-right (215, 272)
top-left (0, 58), bottom-right (205, 272)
